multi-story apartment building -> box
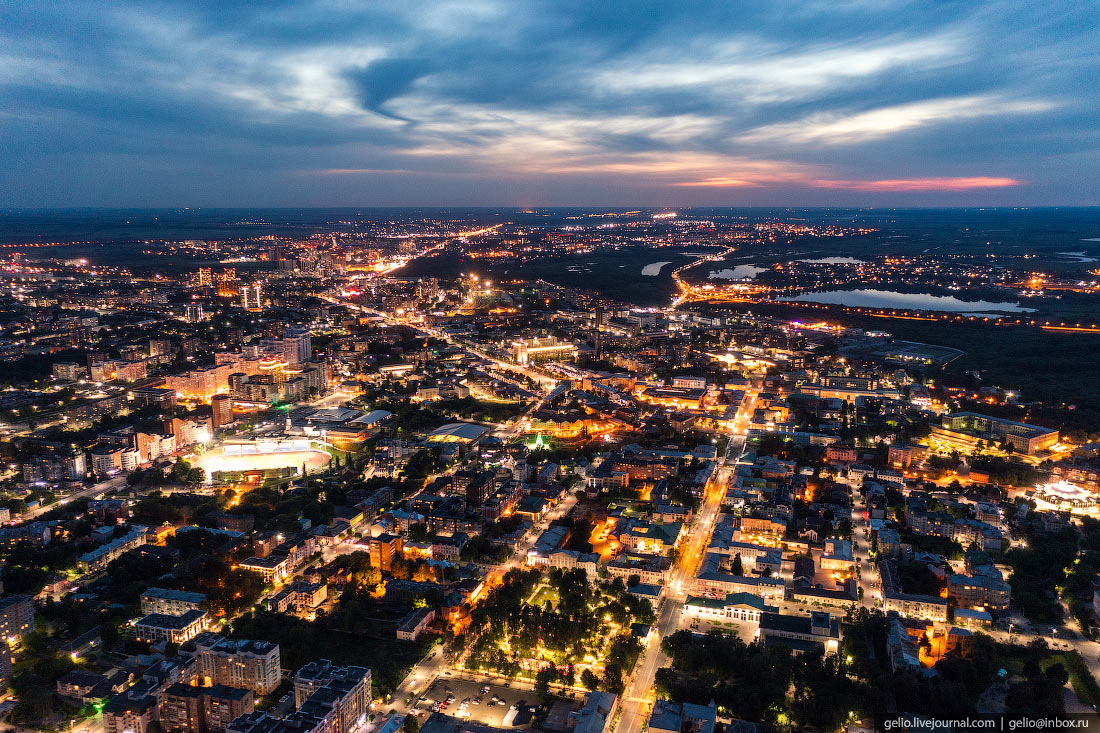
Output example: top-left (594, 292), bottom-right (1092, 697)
top-left (452, 470), bottom-right (496, 507)
top-left (60, 392), bottom-right (128, 428)
top-left (91, 447), bottom-right (131, 475)
top-left (905, 495), bottom-right (1003, 552)
top-left (236, 555), bottom-right (292, 584)
top-left (259, 327), bottom-right (312, 365)
top-left (368, 533), bottom-right (403, 573)
top-left (0, 523), bottom-right (52, 548)
top-left (134, 609), bottom-right (209, 645)
top-left (160, 682), bottom-right (254, 733)
top-left (78, 526), bottom-right (148, 572)
top-left (1051, 459), bottom-right (1100, 494)
top-left (291, 661), bottom-right (371, 733)
top-left (269, 582), bottom-right (328, 618)
top-left (692, 554), bottom-right (786, 601)
top-left (878, 559), bottom-right (949, 622)
top-left (104, 692), bottom-right (159, 733)
top-left (21, 449), bottom-right (86, 483)
top-left (192, 633), bottom-right (282, 696)
top-left (238, 534), bottom-right (315, 584)
top-left (159, 683), bottom-right (204, 732)
top-left (140, 588), bottom-right (207, 616)
top-left (165, 417), bottom-right (213, 448)
top-left (0, 595), bottom-right (35, 640)
top-left (948, 572), bottom-right (1011, 612)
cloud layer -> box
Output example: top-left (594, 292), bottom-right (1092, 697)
top-left (0, 0), bottom-right (1096, 206)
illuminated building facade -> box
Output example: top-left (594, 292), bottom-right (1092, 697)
top-left (193, 633), bottom-right (282, 695)
top-left (212, 394), bottom-right (234, 428)
top-left (0, 595), bottom-right (35, 641)
top-left (511, 337), bottom-right (577, 365)
top-left (240, 283), bottom-right (263, 311)
top-left (932, 412), bottom-right (1058, 455)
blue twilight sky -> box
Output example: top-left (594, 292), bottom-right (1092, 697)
top-left (1, 0), bottom-right (1098, 207)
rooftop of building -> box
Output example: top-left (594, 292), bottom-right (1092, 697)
top-left (426, 422), bottom-right (490, 442)
top-left (759, 611), bottom-right (840, 639)
top-left (141, 587), bottom-right (207, 604)
top-left (135, 609), bottom-right (207, 629)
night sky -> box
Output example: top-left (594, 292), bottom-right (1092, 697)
top-left (2, 1), bottom-right (1097, 207)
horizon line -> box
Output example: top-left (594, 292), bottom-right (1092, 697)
top-left (2, 205), bottom-right (1099, 212)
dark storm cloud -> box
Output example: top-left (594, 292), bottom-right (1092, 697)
top-left (347, 59), bottom-right (438, 119)
top-left (0, 0), bottom-right (1096, 205)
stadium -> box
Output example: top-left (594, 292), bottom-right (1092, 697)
top-left (194, 439), bottom-right (331, 483)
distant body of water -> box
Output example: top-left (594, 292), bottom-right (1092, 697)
top-left (798, 256), bottom-right (865, 264)
top-left (641, 261), bottom-right (672, 276)
top-left (1058, 251), bottom-right (1098, 262)
top-left (781, 288), bottom-right (1035, 313)
top-left (710, 265), bottom-right (766, 280)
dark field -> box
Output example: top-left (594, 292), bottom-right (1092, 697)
top-left (398, 245), bottom-right (712, 306)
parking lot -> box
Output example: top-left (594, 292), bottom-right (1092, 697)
top-left (413, 676), bottom-right (536, 728)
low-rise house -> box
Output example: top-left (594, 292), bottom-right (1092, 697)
top-left (787, 579), bottom-right (858, 608)
top-left (57, 670), bottom-right (112, 706)
top-left (952, 608), bottom-right (994, 628)
top-left (876, 527), bottom-right (902, 556)
top-left (619, 521), bottom-right (682, 555)
top-left (396, 607), bottom-right (435, 641)
top-left (684, 592), bottom-right (778, 625)
top-left (820, 539), bottom-right (855, 572)
top-left (571, 691), bottom-right (617, 733)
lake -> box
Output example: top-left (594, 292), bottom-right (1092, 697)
top-left (798, 256), bottom-right (865, 264)
top-left (780, 288), bottom-right (1035, 313)
top-left (642, 261), bottom-right (673, 276)
top-left (710, 265), bottom-right (767, 280)
top-left (1057, 251), bottom-right (1098, 262)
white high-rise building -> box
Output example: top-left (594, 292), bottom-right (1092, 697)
top-left (240, 283), bottom-right (262, 311)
